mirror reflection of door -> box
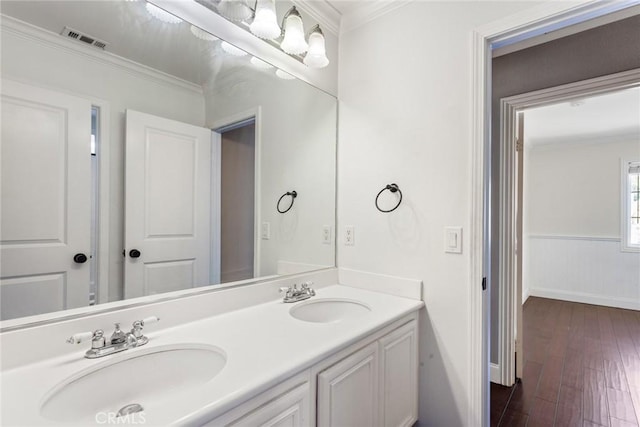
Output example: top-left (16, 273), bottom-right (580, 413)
top-left (0, 80), bottom-right (92, 320)
top-left (219, 122), bottom-right (256, 283)
top-left (124, 110), bottom-right (214, 298)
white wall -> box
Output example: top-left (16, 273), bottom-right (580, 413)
top-left (523, 136), bottom-right (640, 308)
top-left (206, 70), bottom-right (336, 277)
top-left (1, 18), bottom-right (206, 301)
top-left (337, 2), bottom-right (546, 425)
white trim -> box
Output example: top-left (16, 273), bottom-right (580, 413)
top-left (471, 3), bottom-right (640, 425)
top-left (490, 363), bottom-right (501, 384)
top-left (527, 235), bottom-right (621, 242)
top-left (340, 0), bottom-right (413, 35)
top-left (621, 158), bottom-right (640, 253)
top-left (529, 288), bottom-right (640, 311)
top-left (0, 15), bottom-right (203, 95)
top-left (210, 107), bottom-right (263, 278)
top-left (293, 0), bottom-right (341, 36)
top-left (469, 26), bottom-right (491, 427)
top-left (522, 287), bottom-right (530, 305)
top-left (210, 132), bottom-right (222, 285)
top-left (92, 99), bottom-right (111, 305)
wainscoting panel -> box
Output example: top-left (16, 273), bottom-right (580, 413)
top-left (523, 235), bottom-right (640, 310)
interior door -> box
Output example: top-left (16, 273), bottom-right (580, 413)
top-left (124, 110), bottom-right (212, 298)
top-left (0, 80), bottom-right (91, 320)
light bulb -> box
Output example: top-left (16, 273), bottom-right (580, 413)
top-left (280, 7), bottom-right (308, 55)
top-left (303, 26), bottom-right (329, 68)
top-left (250, 0), bottom-right (280, 40)
top-left (217, 0), bottom-right (252, 22)
top-left (221, 41), bottom-right (248, 57)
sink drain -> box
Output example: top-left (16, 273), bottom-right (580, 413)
top-left (117, 403), bottom-right (144, 417)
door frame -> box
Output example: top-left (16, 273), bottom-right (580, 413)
top-left (210, 106), bottom-right (263, 279)
top-left (92, 99), bottom-right (111, 305)
top-left (495, 68), bottom-right (640, 386)
top-left (469, 2), bottom-right (639, 425)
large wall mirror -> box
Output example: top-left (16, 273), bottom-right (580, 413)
top-left (0, 1), bottom-right (336, 322)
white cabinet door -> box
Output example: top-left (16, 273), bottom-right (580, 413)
top-left (0, 80), bottom-right (91, 320)
top-left (124, 110), bottom-right (212, 298)
top-left (228, 382), bottom-right (310, 427)
top-left (204, 372), bottom-right (311, 427)
top-left (317, 342), bottom-right (379, 427)
top-left (379, 321), bottom-right (418, 427)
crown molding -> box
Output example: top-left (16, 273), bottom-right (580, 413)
top-left (0, 14), bottom-right (203, 94)
top-left (340, 0), bottom-right (414, 35)
top-left (293, 0), bottom-right (341, 36)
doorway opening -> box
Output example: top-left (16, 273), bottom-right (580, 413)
top-left (492, 71), bottom-right (640, 426)
top-left (215, 118), bottom-right (257, 283)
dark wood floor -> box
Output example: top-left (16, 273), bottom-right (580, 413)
top-left (491, 297), bottom-right (640, 427)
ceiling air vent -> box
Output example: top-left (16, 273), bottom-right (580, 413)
top-left (61, 26), bottom-right (108, 50)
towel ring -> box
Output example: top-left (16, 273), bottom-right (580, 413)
top-left (277, 190), bottom-right (297, 213)
top-left (375, 183), bottom-right (402, 213)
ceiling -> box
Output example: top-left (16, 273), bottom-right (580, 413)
top-left (523, 86), bottom-right (640, 146)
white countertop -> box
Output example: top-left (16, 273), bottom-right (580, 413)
top-left (1, 285), bottom-right (423, 426)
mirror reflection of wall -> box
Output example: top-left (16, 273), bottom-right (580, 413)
top-left (0, 1), bottom-right (336, 321)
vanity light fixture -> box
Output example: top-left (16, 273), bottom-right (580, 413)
top-left (280, 6), bottom-right (308, 55)
top-left (303, 25), bottom-right (329, 68)
top-left (249, 0), bottom-right (280, 40)
top-left (145, 3), bottom-right (182, 24)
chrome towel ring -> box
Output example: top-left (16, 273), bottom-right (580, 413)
top-left (375, 183), bottom-right (402, 213)
top-left (277, 190), bottom-right (297, 213)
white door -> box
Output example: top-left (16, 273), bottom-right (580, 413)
top-left (0, 80), bottom-right (91, 320)
top-left (124, 110), bottom-right (212, 298)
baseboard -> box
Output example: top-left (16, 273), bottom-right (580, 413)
top-left (490, 363), bottom-right (501, 384)
top-left (522, 287), bottom-right (530, 305)
top-left (529, 288), bottom-right (640, 310)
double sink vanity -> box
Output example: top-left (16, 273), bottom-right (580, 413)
top-left (0, 269), bottom-right (423, 426)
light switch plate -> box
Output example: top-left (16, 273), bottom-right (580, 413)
top-left (261, 222), bottom-right (271, 240)
top-left (322, 225), bottom-right (332, 244)
top-left (444, 226), bottom-right (462, 254)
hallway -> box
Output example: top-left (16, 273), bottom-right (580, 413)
top-left (492, 297), bottom-right (640, 426)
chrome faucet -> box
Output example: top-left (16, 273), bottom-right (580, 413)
top-left (279, 281), bottom-right (315, 303)
top-left (67, 316), bottom-right (159, 359)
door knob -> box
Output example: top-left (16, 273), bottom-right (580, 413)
top-left (129, 249), bottom-right (141, 258)
top-left (73, 253), bottom-right (88, 264)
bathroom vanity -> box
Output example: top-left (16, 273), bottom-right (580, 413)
top-left (0, 270), bottom-right (423, 426)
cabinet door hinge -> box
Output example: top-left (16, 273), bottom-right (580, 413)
top-left (482, 277), bottom-right (487, 291)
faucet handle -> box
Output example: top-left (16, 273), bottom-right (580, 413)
top-left (66, 330), bottom-right (100, 344)
top-left (141, 316), bottom-right (160, 325)
top-left (131, 316), bottom-right (160, 338)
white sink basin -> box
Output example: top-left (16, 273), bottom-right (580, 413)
top-left (40, 344), bottom-right (226, 423)
top-left (290, 298), bottom-right (371, 323)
